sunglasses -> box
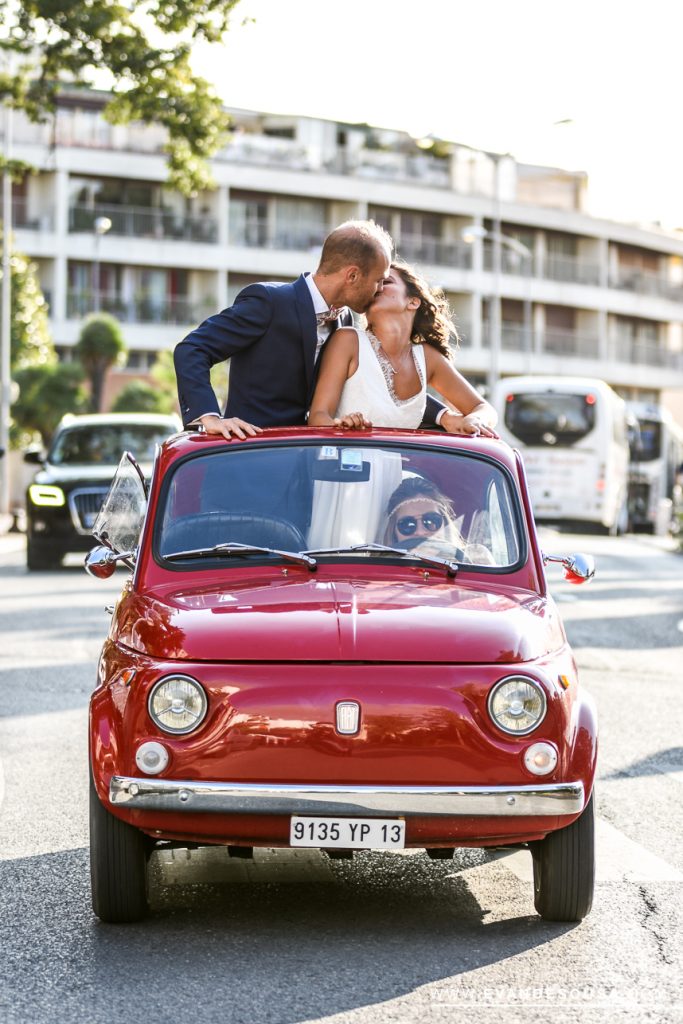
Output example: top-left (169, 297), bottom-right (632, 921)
top-left (395, 512), bottom-right (445, 536)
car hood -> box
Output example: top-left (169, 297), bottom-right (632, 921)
top-left (115, 574), bottom-right (565, 664)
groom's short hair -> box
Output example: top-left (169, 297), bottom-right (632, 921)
top-left (318, 220), bottom-right (392, 274)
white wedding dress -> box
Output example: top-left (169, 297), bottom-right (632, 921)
top-left (307, 329), bottom-right (427, 550)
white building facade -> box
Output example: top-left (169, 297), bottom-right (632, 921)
top-left (6, 89), bottom-right (683, 406)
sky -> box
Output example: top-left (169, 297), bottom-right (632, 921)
top-left (190, 0), bottom-right (683, 230)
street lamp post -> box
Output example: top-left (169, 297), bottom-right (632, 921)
top-left (461, 223), bottom-right (533, 393)
top-left (0, 97), bottom-right (13, 519)
top-left (92, 215), bottom-right (112, 313)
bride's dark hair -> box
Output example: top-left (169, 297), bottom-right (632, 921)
top-left (391, 259), bottom-right (459, 359)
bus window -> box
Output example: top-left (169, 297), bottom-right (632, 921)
top-left (631, 420), bottom-right (661, 462)
top-left (504, 393), bottom-right (596, 447)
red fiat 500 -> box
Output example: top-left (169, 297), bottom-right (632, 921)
top-left (86, 428), bottom-right (597, 924)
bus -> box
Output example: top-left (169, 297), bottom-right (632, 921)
top-left (626, 402), bottom-right (683, 533)
top-left (492, 376), bottom-right (630, 533)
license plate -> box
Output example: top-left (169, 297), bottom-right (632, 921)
top-left (290, 816), bottom-right (405, 849)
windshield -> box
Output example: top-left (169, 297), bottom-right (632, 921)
top-left (504, 392), bottom-right (596, 447)
top-left (50, 423), bottom-right (174, 466)
top-left (156, 443), bottom-right (522, 570)
top-left (630, 419), bottom-right (662, 462)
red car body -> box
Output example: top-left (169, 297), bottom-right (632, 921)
top-left (87, 428), bottom-right (597, 923)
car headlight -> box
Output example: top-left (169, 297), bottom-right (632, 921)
top-left (148, 675), bottom-right (208, 734)
top-left (28, 484), bottom-right (65, 507)
top-left (487, 676), bottom-right (547, 735)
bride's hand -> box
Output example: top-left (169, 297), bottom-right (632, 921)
top-left (334, 411), bottom-right (372, 429)
top-left (441, 411), bottom-right (498, 438)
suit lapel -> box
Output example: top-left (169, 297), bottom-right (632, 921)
top-left (293, 274), bottom-right (318, 392)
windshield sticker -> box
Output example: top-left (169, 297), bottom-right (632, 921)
top-left (320, 446), bottom-right (338, 459)
top-left (340, 449), bottom-right (363, 472)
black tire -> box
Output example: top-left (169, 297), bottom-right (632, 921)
top-left (531, 793), bottom-right (595, 922)
top-left (26, 538), bottom-right (62, 571)
top-left (89, 775), bottom-right (149, 923)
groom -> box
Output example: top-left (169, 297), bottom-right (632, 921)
top-left (174, 220), bottom-right (392, 438)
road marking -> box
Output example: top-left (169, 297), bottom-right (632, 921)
top-left (495, 818), bottom-right (683, 884)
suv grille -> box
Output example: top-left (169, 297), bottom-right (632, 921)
top-left (68, 488), bottom-right (110, 535)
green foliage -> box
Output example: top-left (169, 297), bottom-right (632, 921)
top-left (11, 363), bottom-right (87, 446)
top-left (75, 313), bottom-right (127, 412)
top-left (149, 347), bottom-right (226, 411)
top-left (0, 0), bottom-right (245, 194)
top-left (111, 379), bottom-right (175, 414)
top-left (2, 245), bottom-right (53, 369)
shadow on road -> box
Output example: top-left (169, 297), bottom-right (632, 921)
top-left (0, 847), bottom-right (574, 1023)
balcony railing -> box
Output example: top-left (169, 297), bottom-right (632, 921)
top-left (229, 218), bottom-right (328, 250)
top-left (397, 235), bottom-right (472, 268)
top-left (612, 266), bottom-right (683, 301)
top-left (66, 291), bottom-right (210, 325)
top-left (624, 339), bottom-right (683, 369)
top-left (543, 327), bottom-right (599, 358)
top-left (544, 253), bottom-right (601, 286)
top-left (482, 321), bottom-right (598, 359)
top-left (10, 197), bottom-right (54, 231)
top-left (68, 204), bottom-right (218, 243)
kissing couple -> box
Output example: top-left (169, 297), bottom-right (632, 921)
top-left (174, 220), bottom-right (498, 439)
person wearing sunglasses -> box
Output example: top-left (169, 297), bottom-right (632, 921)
top-left (382, 477), bottom-right (494, 565)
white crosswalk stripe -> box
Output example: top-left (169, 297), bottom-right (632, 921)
top-left (495, 818), bottom-right (683, 883)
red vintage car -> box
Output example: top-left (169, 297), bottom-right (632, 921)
top-left (86, 428), bottom-right (597, 924)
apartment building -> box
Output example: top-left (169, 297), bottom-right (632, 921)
top-left (6, 88), bottom-right (683, 409)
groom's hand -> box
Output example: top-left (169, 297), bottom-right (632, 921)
top-left (199, 414), bottom-right (263, 440)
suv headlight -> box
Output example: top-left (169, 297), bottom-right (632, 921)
top-left (487, 676), bottom-right (547, 735)
top-left (28, 484), bottom-right (65, 507)
top-left (148, 675), bottom-right (208, 734)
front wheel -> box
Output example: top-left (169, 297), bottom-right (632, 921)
top-left (89, 775), bottom-right (149, 923)
top-left (531, 793), bottom-right (595, 922)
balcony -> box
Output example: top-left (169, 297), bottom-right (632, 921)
top-left (624, 339), bottom-right (683, 370)
top-left (544, 253), bottom-right (601, 286)
top-left (612, 266), bottom-right (683, 301)
top-left (229, 218), bottom-right (327, 251)
top-left (397, 235), bottom-right (472, 268)
top-left (66, 291), bottom-right (211, 325)
top-left (68, 204), bottom-right (218, 243)
top-left (543, 326), bottom-right (599, 358)
top-left (11, 197), bottom-right (54, 231)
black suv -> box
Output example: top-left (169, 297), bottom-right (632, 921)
top-left (25, 413), bottom-right (181, 570)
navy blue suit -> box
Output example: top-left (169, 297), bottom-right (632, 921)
top-left (174, 273), bottom-right (444, 428)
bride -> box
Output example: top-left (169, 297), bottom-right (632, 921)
top-left (306, 260), bottom-right (498, 550)
top-left (308, 258), bottom-right (498, 435)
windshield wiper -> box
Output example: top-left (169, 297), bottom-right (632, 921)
top-left (304, 542), bottom-right (458, 577)
top-left (164, 542), bottom-right (317, 570)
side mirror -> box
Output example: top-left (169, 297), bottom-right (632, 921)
top-left (543, 552), bottom-right (595, 585)
top-left (85, 545), bottom-right (136, 579)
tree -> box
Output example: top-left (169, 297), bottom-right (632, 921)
top-left (75, 313), bottom-right (127, 413)
top-left (12, 363), bottom-right (87, 446)
top-left (0, 0), bottom-right (245, 194)
top-left (111, 379), bottom-right (174, 414)
top-left (5, 245), bottom-right (52, 370)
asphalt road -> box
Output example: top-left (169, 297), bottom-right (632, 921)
top-left (0, 530), bottom-right (681, 1024)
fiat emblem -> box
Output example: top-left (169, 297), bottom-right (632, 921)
top-left (335, 701), bottom-right (360, 735)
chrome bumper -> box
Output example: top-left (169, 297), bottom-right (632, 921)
top-left (109, 777), bottom-right (584, 818)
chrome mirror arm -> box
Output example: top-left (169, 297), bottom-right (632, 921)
top-left (85, 545), bottom-right (137, 579)
top-left (542, 552), bottom-right (595, 584)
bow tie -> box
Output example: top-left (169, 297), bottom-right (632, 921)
top-left (316, 306), bottom-right (343, 326)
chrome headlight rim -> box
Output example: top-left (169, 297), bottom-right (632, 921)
top-left (487, 674), bottom-right (548, 737)
top-left (148, 674), bottom-right (208, 735)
